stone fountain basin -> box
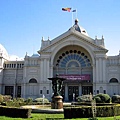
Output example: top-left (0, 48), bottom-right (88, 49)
top-left (20, 105), bottom-right (64, 113)
top-left (20, 103), bottom-right (71, 113)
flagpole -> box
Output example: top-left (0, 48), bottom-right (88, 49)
top-left (76, 9), bottom-right (77, 18)
top-left (72, 11), bottom-right (73, 26)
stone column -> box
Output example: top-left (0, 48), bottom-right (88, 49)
top-left (43, 59), bottom-right (47, 81)
top-left (49, 65), bottom-right (53, 98)
top-left (92, 64), bottom-right (96, 94)
top-left (99, 58), bottom-right (103, 82)
top-left (102, 58), bottom-right (106, 83)
top-left (47, 58), bottom-right (50, 78)
top-left (22, 83), bottom-right (26, 98)
top-left (22, 65), bottom-right (27, 98)
top-left (79, 84), bottom-right (82, 96)
top-left (96, 58), bottom-right (99, 82)
top-left (40, 59), bottom-right (44, 81)
top-left (13, 84), bottom-right (16, 98)
top-left (50, 65), bottom-right (53, 78)
top-left (65, 83), bottom-right (68, 101)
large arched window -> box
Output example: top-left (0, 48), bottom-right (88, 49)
top-left (67, 61), bottom-right (79, 68)
top-left (56, 50), bottom-right (91, 68)
top-left (29, 78), bottom-right (37, 83)
top-left (109, 78), bottom-right (118, 83)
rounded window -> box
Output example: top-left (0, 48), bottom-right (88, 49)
top-left (109, 78), bottom-right (118, 83)
top-left (29, 78), bottom-right (37, 83)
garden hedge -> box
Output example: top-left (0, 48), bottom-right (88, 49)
top-left (64, 104), bottom-right (120, 119)
top-left (0, 106), bottom-right (32, 118)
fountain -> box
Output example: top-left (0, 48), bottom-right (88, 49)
top-left (42, 94), bottom-right (45, 108)
top-left (48, 74), bottom-right (66, 109)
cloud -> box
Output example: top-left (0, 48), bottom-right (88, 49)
top-left (9, 55), bottom-right (24, 61)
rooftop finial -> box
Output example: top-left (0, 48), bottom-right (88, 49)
top-left (75, 19), bottom-right (79, 25)
top-left (102, 35), bottom-right (104, 39)
top-left (95, 36), bottom-right (97, 39)
top-left (26, 52), bottom-right (27, 56)
top-left (73, 19), bottom-right (81, 32)
top-left (42, 37), bottom-right (44, 41)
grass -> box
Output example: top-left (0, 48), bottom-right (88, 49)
top-left (0, 113), bottom-right (120, 120)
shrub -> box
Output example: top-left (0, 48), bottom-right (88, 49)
top-left (6, 99), bottom-right (26, 107)
top-left (77, 95), bottom-right (91, 102)
top-left (17, 98), bottom-right (25, 103)
top-left (34, 97), bottom-right (49, 104)
top-left (112, 95), bottom-right (120, 103)
top-left (64, 104), bottom-right (120, 119)
top-left (93, 93), bottom-right (111, 103)
top-left (94, 96), bottom-right (101, 103)
top-left (0, 94), bottom-right (3, 103)
top-left (25, 98), bottom-right (33, 104)
top-left (3, 95), bottom-right (11, 102)
top-left (0, 106), bottom-right (32, 118)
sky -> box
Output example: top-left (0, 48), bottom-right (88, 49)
top-left (0, 0), bottom-right (120, 60)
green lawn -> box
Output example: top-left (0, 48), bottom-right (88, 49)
top-left (0, 114), bottom-right (120, 120)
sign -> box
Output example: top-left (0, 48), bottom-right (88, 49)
top-left (58, 74), bottom-right (90, 81)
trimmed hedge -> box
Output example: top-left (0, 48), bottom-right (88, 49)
top-left (112, 95), bottom-right (120, 103)
top-left (71, 102), bottom-right (116, 106)
top-left (0, 94), bottom-right (3, 103)
top-left (64, 105), bottom-right (120, 119)
top-left (77, 95), bottom-right (91, 102)
top-left (93, 94), bottom-right (111, 103)
top-left (0, 106), bottom-right (32, 118)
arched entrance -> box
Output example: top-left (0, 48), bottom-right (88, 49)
top-left (53, 45), bottom-right (93, 101)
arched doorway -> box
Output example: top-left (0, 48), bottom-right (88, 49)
top-left (109, 78), bottom-right (119, 95)
top-left (53, 45), bottom-right (93, 101)
top-left (27, 78), bottom-right (38, 99)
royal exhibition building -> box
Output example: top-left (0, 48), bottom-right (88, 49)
top-left (0, 19), bottom-right (120, 101)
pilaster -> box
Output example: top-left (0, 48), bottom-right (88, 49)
top-left (79, 84), bottom-right (82, 96)
top-left (99, 58), bottom-right (103, 82)
top-left (102, 58), bottom-right (106, 82)
top-left (40, 59), bottom-right (44, 81)
top-left (96, 58), bottom-right (99, 82)
top-left (65, 83), bottom-right (68, 101)
top-left (43, 59), bottom-right (47, 81)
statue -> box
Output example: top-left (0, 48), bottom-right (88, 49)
top-left (52, 75), bottom-right (63, 96)
top-left (48, 74), bottom-right (66, 109)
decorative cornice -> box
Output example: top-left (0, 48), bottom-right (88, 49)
top-left (38, 30), bottom-right (108, 54)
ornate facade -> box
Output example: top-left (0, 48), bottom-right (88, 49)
top-left (0, 20), bottom-right (120, 101)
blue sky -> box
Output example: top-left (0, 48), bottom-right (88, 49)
top-left (0, 0), bottom-right (120, 59)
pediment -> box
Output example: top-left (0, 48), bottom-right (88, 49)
top-left (38, 27), bottom-right (108, 54)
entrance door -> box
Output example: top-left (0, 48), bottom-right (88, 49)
top-left (82, 86), bottom-right (93, 95)
top-left (68, 86), bottom-right (79, 101)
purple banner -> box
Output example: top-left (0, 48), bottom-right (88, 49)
top-left (58, 74), bottom-right (90, 81)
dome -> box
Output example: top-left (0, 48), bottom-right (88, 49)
top-left (0, 44), bottom-right (9, 59)
top-left (31, 53), bottom-right (39, 57)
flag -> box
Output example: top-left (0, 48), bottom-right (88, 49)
top-left (72, 10), bottom-right (76, 12)
top-left (62, 8), bottom-right (71, 12)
